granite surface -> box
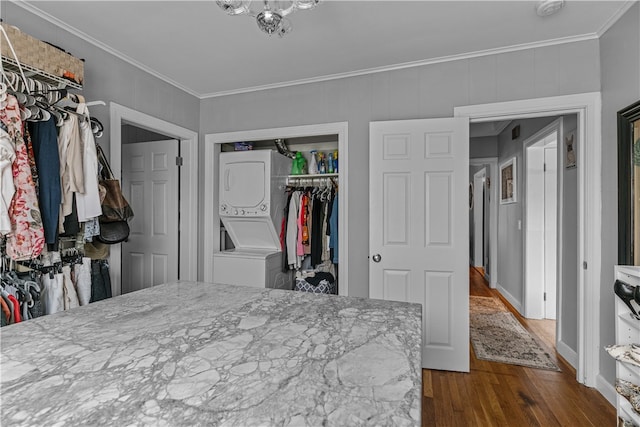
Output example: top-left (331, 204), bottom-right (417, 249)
top-left (1, 281), bottom-right (422, 426)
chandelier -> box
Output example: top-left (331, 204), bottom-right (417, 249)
top-left (216, 0), bottom-right (320, 37)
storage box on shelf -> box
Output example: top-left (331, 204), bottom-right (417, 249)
top-left (1, 23), bottom-right (83, 89)
top-left (613, 266), bottom-right (640, 426)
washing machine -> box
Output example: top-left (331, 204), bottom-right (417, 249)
top-left (213, 149), bottom-right (293, 290)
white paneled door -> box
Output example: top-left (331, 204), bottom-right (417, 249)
top-left (121, 140), bottom-right (179, 294)
top-left (370, 118), bottom-right (469, 372)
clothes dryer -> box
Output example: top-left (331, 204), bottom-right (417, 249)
top-left (215, 149), bottom-right (292, 289)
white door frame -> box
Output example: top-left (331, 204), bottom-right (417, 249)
top-left (203, 122), bottom-right (349, 296)
top-left (109, 103), bottom-right (199, 296)
top-left (473, 168), bottom-right (486, 270)
top-left (523, 118), bottom-right (562, 321)
top-left (455, 92), bottom-right (601, 388)
top-left (470, 157), bottom-right (498, 288)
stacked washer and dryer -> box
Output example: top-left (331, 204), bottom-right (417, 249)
top-left (212, 150), bottom-right (293, 290)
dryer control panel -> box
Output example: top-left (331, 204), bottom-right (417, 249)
top-left (220, 203), bottom-right (269, 217)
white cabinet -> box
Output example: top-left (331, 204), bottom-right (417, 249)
top-left (613, 266), bottom-right (640, 426)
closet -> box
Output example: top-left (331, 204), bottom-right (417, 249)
top-left (215, 133), bottom-right (342, 294)
top-left (0, 23), bottom-right (113, 327)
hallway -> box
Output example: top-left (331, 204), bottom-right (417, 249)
top-left (421, 267), bottom-right (615, 426)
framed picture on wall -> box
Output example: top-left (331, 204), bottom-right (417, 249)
top-left (500, 157), bottom-right (517, 204)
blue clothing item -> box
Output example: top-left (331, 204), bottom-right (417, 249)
top-left (28, 118), bottom-right (61, 244)
top-left (90, 260), bottom-right (112, 302)
top-left (329, 196), bottom-right (338, 264)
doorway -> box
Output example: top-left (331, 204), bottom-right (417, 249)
top-left (524, 119), bottom-right (561, 321)
top-left (120, 125), bottom-right (180, 293)
top-left (456, 92), bottom-right (601, 388)
top-left (109, 103), bottom-right (198, 296)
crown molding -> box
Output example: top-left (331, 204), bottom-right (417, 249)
top-left (11, 0), bottom-right (617, 100)
top-left (11, 0), bottom-right (201, 99)
top-left (200, 33), bottom-right (598, 99)
top-left (596, 0), bottom-right (637, 37)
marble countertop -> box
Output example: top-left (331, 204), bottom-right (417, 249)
top-left (1, 281), bottom-right (422, 426)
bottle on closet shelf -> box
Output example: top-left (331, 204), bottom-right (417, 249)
top-left (327, 152), bottom-right (334, 173)
top-left (309, 150), bottom-right (319, 174)
top-left (318, 152), bottom-right (326, 174)
top-left (291, 152), bottom-right (306, 175)
top-left (333, 150), bottom-right (339, 173)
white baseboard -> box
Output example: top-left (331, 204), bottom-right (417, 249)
top-left (596, 373), bottom-right (617, 408)
top-left (556, 340), bottom-right (578, 369)
top-left (496, 282), bottom-right (523, 315)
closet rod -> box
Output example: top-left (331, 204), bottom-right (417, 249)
top-left (287, 173), bottom-right (338, 180)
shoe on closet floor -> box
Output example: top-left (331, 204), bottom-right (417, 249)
top-left (607, 344), bottom-right (640, 368)
top-left (616, 378), bottom-right (640, 399)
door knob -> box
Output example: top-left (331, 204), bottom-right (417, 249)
top-left (372, 254), bottom-right (382, 263)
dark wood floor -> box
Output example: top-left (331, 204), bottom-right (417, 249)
top-left (421, 267), bottom-right (616, 426)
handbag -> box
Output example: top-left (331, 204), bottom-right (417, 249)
top-left (95, 145), bottom-right (133, 244)
top-left (97, 220), bottom-right (130, 245)
top-left (96, 144), bottom-right (134, 222)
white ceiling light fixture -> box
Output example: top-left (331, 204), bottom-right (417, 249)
top-left (535, 0), bottom-right (565, 17)
top-left (216, 0), bottom-right (320, 37)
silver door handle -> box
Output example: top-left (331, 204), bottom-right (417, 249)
top-left (372, 254), bottom-right (382, 263)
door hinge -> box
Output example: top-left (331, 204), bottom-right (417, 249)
top-left (543, 292), bottom-right (546, 301)
top-left (176, 156), bottom-right (183, 167)
top-left (543, 163), bottom-right (547, 172)
top-left (583, 261), bottom-right (588, 270)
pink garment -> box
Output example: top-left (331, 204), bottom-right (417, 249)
top-left (1, 96), bottom-right (45, 261)
top-left (297, 193), bottom-right (305, 257)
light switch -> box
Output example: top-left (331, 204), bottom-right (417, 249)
top-left (517, 220), bottom-right (522, 230)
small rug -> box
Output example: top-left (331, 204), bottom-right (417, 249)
top-left (470, 296), bottom-right (560, 371)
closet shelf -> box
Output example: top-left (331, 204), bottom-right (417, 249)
top-left (287, 173), bottom-right (338, 179)
top-left (2, 56), bottom-right (82, 90)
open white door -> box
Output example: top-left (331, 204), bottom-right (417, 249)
top-left (370, 118), bottom-right (469, 372)
top-left (121, 140), bottom-right (179, 293)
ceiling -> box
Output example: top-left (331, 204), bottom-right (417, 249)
top-left (8, 1), bottom-right (634, 98)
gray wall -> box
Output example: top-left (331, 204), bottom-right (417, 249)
top-left (3, 3), bottom-right (200, 159)
top-left (599, 3), bottom-right (640, 386)
top-left (561, 114), bottom-right (578, 352)
top-left (122, 125), bottom-right (172, 144)
top-left (470, 136), bottom-right (499, 158)
top-left (200, 40), bottom-right (601, 297)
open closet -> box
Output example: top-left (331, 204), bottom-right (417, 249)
top-left (0, 23), bottom-right (114, 326)
top-left (204, 122), bottom-right (348, 296)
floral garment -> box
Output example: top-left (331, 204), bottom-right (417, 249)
top-left (0, 95), bottom-right (45, 260)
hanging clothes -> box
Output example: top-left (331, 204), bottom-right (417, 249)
top-left (75, 99), bottom-right (102, 223)
top-left (27, 116), bottom-right (62, 246)
top-left (57, 112), bottom-right (84, 231)
top-left (286, 191), bottom-right (300, 269)
top-left (74, 257), bottom-right (92, 306)
top-left (310, 195), bottom-right (323, 267)
top-left (42, 271), bottom-right (64, 315)
top-left (90, 260), bottom-right (112, 302)
top-left (0, 123), bottom-right (16, 235)
top-left (329, 196), bottom-right (338, 264)
top-left (297, 192), bottom-right (306, 258)
top-left (2, 95), bottom-right (45, 261)
top-left (62, 264), bottom-right (79, 310)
